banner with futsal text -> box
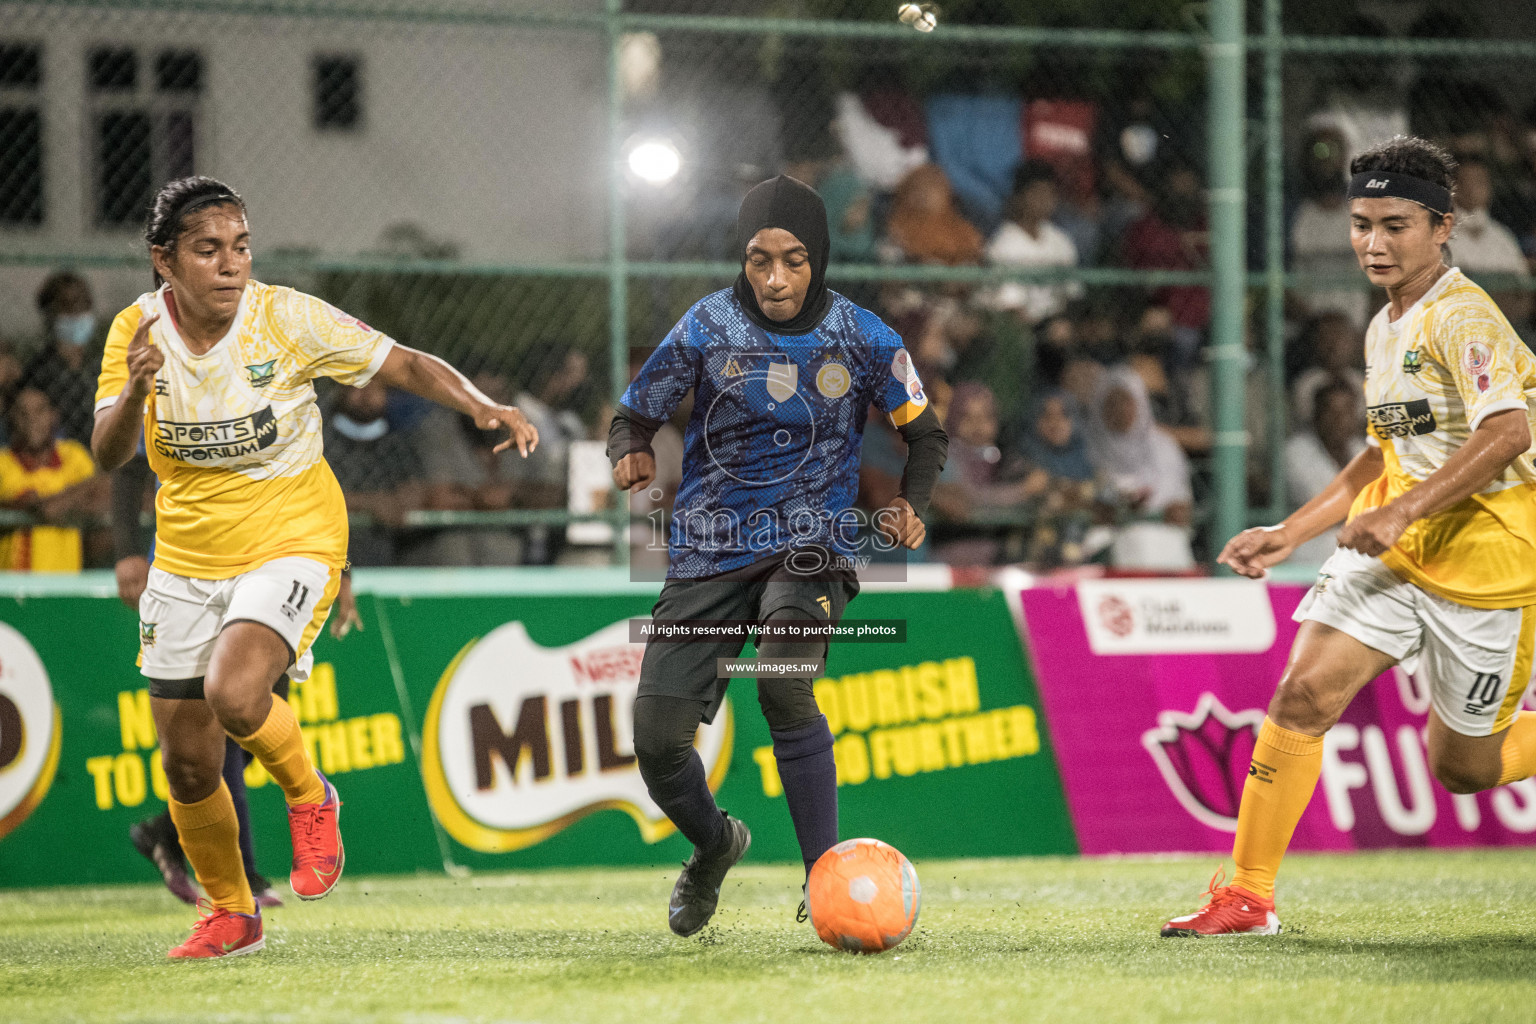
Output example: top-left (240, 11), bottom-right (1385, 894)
top-left (0, 582), bottom-right (1075, 887)
top-left (1020, 578), bottom-right (1536, 856)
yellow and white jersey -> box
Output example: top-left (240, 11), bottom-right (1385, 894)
top-left (1351, 268), bottom-right (1536, 608)
top-left (95, 280), bottom-right (395, 580)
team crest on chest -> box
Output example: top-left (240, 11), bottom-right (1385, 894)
top-left (816, 362), bottom-right (850, 399)
top-left (1401, 350), bottom-right (1423, 376)
top-left (244, 360), bottom-right (278, 388)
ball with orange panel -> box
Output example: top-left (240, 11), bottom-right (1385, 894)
top-left (806, 838), bottom-right (921, 953)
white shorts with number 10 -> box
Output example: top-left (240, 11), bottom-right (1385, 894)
top-left (138, 556), bottom-right (339, 685)
top-left (1294, 546), bottom-right (1536, 737)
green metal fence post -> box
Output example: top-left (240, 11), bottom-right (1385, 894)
top-left (1208, 0), bottom-right (1248, 560)
top-left (607, 0), bottom-right (629, 566)
top-left (1264, 0), bottom-right (1287, 525)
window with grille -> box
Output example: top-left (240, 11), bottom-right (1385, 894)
top-left (0, 41), bottom-right (44, 226)
top-left (313, 55), bottom-right (362, 131)
top-left (89, 45), bottom-right (203, 228)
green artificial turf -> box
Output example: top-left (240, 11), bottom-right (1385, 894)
top-left (2, 850), bottom-right (1534, 1023)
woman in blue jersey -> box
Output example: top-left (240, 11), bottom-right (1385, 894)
top-left (608, 176), bottom-right (948, 937)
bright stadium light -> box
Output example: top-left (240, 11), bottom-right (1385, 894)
top-left (626, 137), bottom-right (682, 186)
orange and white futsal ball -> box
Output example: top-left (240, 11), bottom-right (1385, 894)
top-left (806, 838), bottom-right (921, 954)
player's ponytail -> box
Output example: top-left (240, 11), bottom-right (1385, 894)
top-left (144, 176), bottom-right (246, 287)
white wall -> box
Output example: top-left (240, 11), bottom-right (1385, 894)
top-left (0, 2), bottom-right (607, 340)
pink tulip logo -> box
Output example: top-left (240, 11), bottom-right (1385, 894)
top-left (1141, 693), bottom-right (1264, 832)
top-left (1097, 595), bottom-right (1134, 638)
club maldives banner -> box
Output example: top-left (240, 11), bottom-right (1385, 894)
top-left (1021, 578), bottom-right (1536, 856)
top-left (0, 581), bottom-right (1074, 888)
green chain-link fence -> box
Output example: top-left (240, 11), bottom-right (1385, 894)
top-left (1, 0), bottom-right (1534, 570)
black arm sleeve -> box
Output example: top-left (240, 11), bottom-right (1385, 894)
top-left (895, 404), bottom-right (948, 517)
top-left (606, 402), bottom-right (664, 468)
top-left (110, 454), bottom-right (152, 562)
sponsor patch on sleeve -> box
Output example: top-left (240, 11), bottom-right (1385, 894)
top-left (1464, 340), bottom-right (1492, 376)
top-left (891, 347), bottom-right (917, 383)
top-left (323, 301), bottom-right (373, 333)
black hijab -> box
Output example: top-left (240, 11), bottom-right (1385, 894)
top-left (731, 175), bottom-right (832, 335)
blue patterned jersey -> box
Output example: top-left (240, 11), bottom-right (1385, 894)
top-left (621, 289), bottom-right (928, 578)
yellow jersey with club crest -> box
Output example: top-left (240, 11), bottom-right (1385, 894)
top-left (1351, 268), bottom-right (1536, 608)
top-left (95, 281), bottom-right (395, 579)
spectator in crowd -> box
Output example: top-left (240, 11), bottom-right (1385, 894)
top-left (986, 161), bottom-right (1082, 324)
top-left (403, 366), bottom-right (538, 566)
top-left (943, 383), bottom-right (1037, 506)
top-left (1020, 392), bottom-right (1094, 486)
top-left (1017, 392), bottom-right (1098, 568)
top-left (511, 346), bottom-right (592, 508)
top-left (884, 164), bottom-right (983, 266)
top-left (1284, 379), bottom-right (1369, 566)
top-left (1452, 156), bottom-right (1531, 324)
top-left (1289, 311), bottom-right (1365, 430)
top-left (22, 271), bottom-right (102, 445)
top-left (323, 379), bottom-right (426, 567)
top-left (510, 345), bottom-right (594, 564)
top-left (0, 341), bottom-right (25, 448)
top-left (1096, 94), bottom-right (1161, 245)
top-left (1120, 160), bottom-right (1209, 368)
top-left (1085, 366), bottom-right (1195, 569)
top-left (928, 382), bottom-right (1038, 565)
top-left (1493, 100), bottom-right (1536, 274)
top-left (1127, 319), bottom-right (1211, 455)
top-left (1289, 126), bottom-right (1370, 328)
top-left (818, 164), bottom-right (877, 263)
top-left (1085, 366), bottom-right (1193, 526)
top-left (0, 387), bottom-right (106, 571)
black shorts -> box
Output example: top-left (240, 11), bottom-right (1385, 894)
top-left (148, 673), bottom-right (295, 702)
top-left (637, 552), bottom-right (858, 723)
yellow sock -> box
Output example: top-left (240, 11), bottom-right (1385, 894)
top-left (233, 695), bottom-right (325, 806)
top-left (169, 782), bottom-right (254, 915)
top-left (1230, 718), bottom-right (1324, 900)
top-left (1497, 715), bottom-right (1536, 785)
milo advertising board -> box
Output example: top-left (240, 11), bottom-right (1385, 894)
top-left (0, 577), bottom-right (1075, 887)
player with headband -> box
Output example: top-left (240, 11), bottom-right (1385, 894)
top-left (1162, 135), bottom-right (1536, 936)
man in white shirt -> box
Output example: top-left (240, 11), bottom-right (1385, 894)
top-left (1289, 127), bottom-right (1370, 327)
top-left (1453, 157), bottom-right (1530, 323)
top-left (986, 160), bottom-right (1081, 323)
top-left (1283, 378), bottom-right (1369, 570)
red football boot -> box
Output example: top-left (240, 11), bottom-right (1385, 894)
top-left (167, 899), bottom-right (264, 959)
top-left (288, 771), bottom-right (344, 900)
top-left (1161, 869), bottom-right (1281, 937)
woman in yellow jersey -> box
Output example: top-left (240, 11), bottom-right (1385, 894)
top-left (1162, 136), bottom-right (1536, 937)
top-left (92, 176), bottom-right (538, 959)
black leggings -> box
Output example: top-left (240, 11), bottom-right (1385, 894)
top-left (633, 607), bottom-right (825, 777)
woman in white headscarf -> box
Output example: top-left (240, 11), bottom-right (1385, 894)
top-left (1085, 365), bottom-right (1194, 568)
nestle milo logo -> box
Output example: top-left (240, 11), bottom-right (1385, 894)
top-left (421, 619), bottom-right (732, 852)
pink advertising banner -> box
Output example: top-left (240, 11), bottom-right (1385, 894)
top-left (1020, 578), bottom-right (1536, 855)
